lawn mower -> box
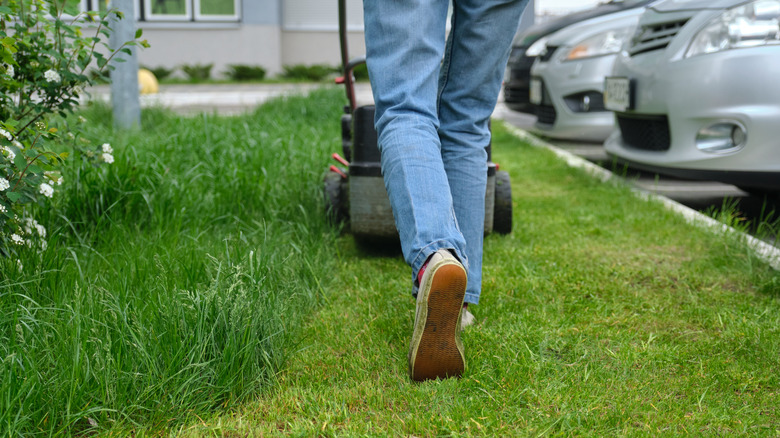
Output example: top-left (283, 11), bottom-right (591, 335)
top-left (324, 0), bottom-right (513, 241)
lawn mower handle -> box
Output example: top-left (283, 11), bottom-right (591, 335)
top-left (338, 0), bottom-right (364, 112)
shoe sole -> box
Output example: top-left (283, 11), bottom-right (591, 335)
top-left (409, 260), bottom-right (466, 382)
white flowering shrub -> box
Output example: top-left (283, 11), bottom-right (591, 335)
top-left (0, 0), bottom-right (146, 257)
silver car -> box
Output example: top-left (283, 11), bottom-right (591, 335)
top-left (603, 0), bottom-right (780, 192)
top-left (529, 7), bottom-right (650, 142)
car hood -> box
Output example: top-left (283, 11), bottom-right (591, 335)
top-left (651, 0), bottom-right (753, 12)
top-left (514, 0), bottom-right (655, 46)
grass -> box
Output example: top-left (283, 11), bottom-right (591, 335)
top-left (2, 88), bottom-right (779, 436)
top-left (176, 123), bottom-right (778, 436)
top-left (0, 88), bottom-right (343, 436)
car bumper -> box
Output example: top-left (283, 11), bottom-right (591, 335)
top-left (605, 47), bottom-right (780, 180)
top-left (530, 54), bottom-right (618, 142)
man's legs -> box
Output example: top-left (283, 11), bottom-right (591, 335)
top-left (364, 0), bottom-right (469, 381)
top-left (438, 0), bottom-right (529, 305)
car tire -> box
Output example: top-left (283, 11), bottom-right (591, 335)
top-left (493, 170), bottom-right (512, 235)
top-left (737, 186), bottom-right (780, 199)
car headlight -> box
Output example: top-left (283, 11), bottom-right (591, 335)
top-left (686, 0), bottom-right (780, 58)
top-left (561, 27), bottom-right (634, 61)
top-left (525, 36), bottom-right (549, 57)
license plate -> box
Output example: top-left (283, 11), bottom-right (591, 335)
top-left (529, 77), bottom-right (543, 105)
top-left (604, 77), bottom-right (633, 112)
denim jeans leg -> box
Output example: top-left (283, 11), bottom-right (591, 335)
top-left (438, 0), bottom-right (529, 304)
top-left (363, 0), bottom-right (470, 289)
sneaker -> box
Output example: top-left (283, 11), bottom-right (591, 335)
top-left (408, 249), bottom-right (467, 382)
top-left (461, 306), bottom-right (476, 328)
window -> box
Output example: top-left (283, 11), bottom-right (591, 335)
top-left (143, 0), bottom-right (240, 21)
top-left (195, 0), bottom-right (237, 20)
top-left (79, 0), bottom-right (240, 22)
top-left (144, 0), bottom-right (191, 21)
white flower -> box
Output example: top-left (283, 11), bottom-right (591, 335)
top-left (101, 143), bottom-right (113, 154)
top-left (16, 259), bottom-right (22, 271)
top-left (0, 204), bottom-right (6, 214)
top-left (78, 116), bottom-right (87, 124)
top-left (24, 217), bottom-right (46, 238)
top-left (3, 146), bottom-right (15, 161)
top-left (0, 178), bottom-right (9, 191)
top-left (101, 153), bottom-right (114, 164)
top-left (39, 183), bottom-right (54, 198)
top-left (5, 64), bottom-right (13, 78)
top-left (44, 69), bottom-right (60, 83)
top-left (45, 171), bottom-right (63, 186)
top-left (0, 128), bottom-right (12, 141)
top-left (22, 217), bottom-right (43, 237)
top-left (11, 234), bottom-right (24, 245)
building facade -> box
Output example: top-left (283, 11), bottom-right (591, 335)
top-left (78, 0), bottom-right (533, 79)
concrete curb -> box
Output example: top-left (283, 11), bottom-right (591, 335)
top-left (502, 122), bottom-right (780, 270)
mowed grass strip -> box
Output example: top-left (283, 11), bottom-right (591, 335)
top-left (0, 88), bottom-right (343, 436)
top-left (182, 121), bottom-right (780, 437)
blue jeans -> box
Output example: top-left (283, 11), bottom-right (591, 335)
top-left (364, 0), bottom-right (527, 305)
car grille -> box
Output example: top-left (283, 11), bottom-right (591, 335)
top-left (504, 85), bottom-right (529, 105)
top-left (629, 19), bottom-right (689, 56)
top-left (535, 104), bottom-right (557, 125)
top-left (503, 54), bottom-right (535, 107)
top-left (616, 114), bottom-right (670, 151)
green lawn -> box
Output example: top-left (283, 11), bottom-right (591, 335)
top-left (2, 88), bottom-right (778, 436)
top-left (184, 120), bottom-right (779, 436)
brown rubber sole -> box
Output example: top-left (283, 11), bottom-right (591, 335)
top-left (409, 262), bottom-right (466, 382)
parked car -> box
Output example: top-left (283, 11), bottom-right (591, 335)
top-left (603, 0), bottom-right (780, 192)
top-left (528, 7), bottom-right (650, 141)
top-left (503, 0), bottom-right (656, 114)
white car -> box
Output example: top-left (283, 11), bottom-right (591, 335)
top-left (529, 6), bottom-right (650, 142)
top-left (604, 0), bottom-right (780, 192)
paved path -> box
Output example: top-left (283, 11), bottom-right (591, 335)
top-left (87, 82), bottom-right (374, 115)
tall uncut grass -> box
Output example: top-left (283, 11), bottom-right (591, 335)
top-left (0, 88), bottom-right (343, 435)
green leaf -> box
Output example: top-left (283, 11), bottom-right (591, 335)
top-left (6, 191), bottom-right (20, 202)
top-left (14, 154), bottom-right (26, 170)
top-left (135, 28), bottom-right (143, 39)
